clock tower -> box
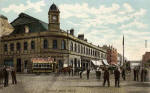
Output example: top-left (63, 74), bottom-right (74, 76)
top-left (48, 3), bottom-right (60, 31)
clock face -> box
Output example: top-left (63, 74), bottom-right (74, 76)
top-left (52, 16), bottom-right (57, 21)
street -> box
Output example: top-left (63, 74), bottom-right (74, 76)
top-left (0, 72), bottom-right (150, 93)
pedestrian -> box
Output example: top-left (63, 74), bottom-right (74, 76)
top-left (11, 67), bottom-right (17, 84)
top-left (136, 68), bottom-right (139, 81)
top-left (68, 67), bottom-right (71, 76)
top-left (141, 68), bottom-right (144, 82)
top-left (79, 69), bottom-right (83, 79)
top-left (134, 67), bottom-right (136, 81)
top-left (144, 68), bottom-right (147, 82)
top-left (99, 68), bottom-right (102, 80)
top-left (122, 68), bottom-right (126, 80)
top-left (114, 68), bottom-right (120, 87)
top-left (87, 69), bottom-right (90, 80)
top-left (3, 66), bottom-right (9, 87)
top-left (103, 68), bottom-right (110, 87)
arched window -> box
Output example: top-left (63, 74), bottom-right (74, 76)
top-left (31, 41), bottom-right (35, 49)
top-left (53, 40), bottom-right (57, 49)
top-left (43, 39), bottom-right (48, 49)
top-left (61, 40), bottom-right (66, 49)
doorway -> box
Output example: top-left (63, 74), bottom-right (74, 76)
top-left (17, 58), bottom-right (21, 72)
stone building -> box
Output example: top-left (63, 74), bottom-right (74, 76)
top-left (0, 15), bottom-right (14, 36)
top-left (102, 45), bottom-right (118, 65)
top-left (0, 4), bottom-right (107, 73)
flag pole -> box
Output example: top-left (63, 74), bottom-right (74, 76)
top-left (123, 35), bottom-right (125, 68)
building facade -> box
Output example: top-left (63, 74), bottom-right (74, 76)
top-left (102, 45), bottom-right (118, 65)
top-left (117, 53), bottom-right (123, 66)
top-left (142, 52), bottom-right (150, 67)
top-left (0, 4), bottom-right (107, 73)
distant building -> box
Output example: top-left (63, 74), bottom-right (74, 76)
top-left (142, 52), bottom-right (150, 67)
top-left (0, 4), bottom-right (107, 73)
top-left (129, 60), bottom-right (141, 69)
top-left (102, 45), bottom-right (118, 65)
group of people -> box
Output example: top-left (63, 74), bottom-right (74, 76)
top-left (78, 67), bottom-right (126, 87)
top-left (102, 67), bottom-right (126, 87)
top-left (133, 67), bottom-right (148, 82)
top-left (0, 66), bottom-right (17, 87)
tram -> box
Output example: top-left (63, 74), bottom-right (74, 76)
top-left (31, 57), bottom-right (57, 73)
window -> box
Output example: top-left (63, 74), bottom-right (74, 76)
top-left (16, 42), bottom-right (21, 51)
top-left (10, 43), bottom-right (14, 51)
top-left (24, 60), bottom-right (28, 69)
top-left (24, 42), bottom-right (28, 50)
top-left (83, 46), bottom-right (85, 54)
top-left (78, 44), bottom-right (80, 53)
top-left (91, 49), bottom-right (92, 55)
top-left (81, 45), bottom-right (83, 54)
top-left (4, 44), bottom-right (7, 52)
top-left (61, 40), bottom-right (66, 49)
top-left (86, 48), bottom-right (88, 55)
top-left (31, 41), bottom-right (35, 49)
top-left (70, 42), bottom-right (73, 51)
top-left (74, 43), bottom-right (77, 52)
top-left (53, 40), bottom-right (57, 49)
top-left (43, 39), bottom-right (48, 49)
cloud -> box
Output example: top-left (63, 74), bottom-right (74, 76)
top-left (1, 0), bottom-right (45, 14)
top-left (59, 3), bottom-right (148, 60)
top-left (120, 20), bottom-right (148, 29)
top-left (123, 3), bottom-right (134, 12)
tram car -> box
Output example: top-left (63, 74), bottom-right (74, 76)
top-left (31, 57), bottom-right (57, 73)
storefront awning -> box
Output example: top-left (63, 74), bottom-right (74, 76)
top-left (102, 59), bottom-right (109, 65)
top-left (63, 64), bottom-right (68, 67)
top-left (91, 60), bottom-right (103, 66)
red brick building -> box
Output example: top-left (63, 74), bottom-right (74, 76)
top-left (142, 52), bottom-right (150, 63)
top-left (102, 45), bottom-right (118, 65)
top-left (142, 52), bottom-right (150, 67)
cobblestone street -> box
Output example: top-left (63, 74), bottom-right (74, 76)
top-left (0, 72), bottom-right (150, 93)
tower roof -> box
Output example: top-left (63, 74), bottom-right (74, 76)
top-left (49, 3), bottom-right (59, 11)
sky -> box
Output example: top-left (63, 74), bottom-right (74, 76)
top-left (0, 0), bottom-right (150, 61)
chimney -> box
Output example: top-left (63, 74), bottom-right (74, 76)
top-left (78, 34), bottom-right (84, 40)
top-left (70, 28), bottom-right (74, 35)
top-left (84, 38), bottom-right (87, 42)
